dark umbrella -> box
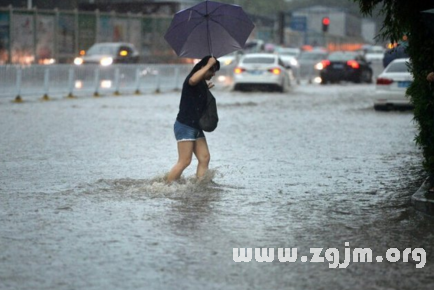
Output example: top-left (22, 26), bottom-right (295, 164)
top-left (421, 9), bottom-right (434, 35)
top-left (164, 0), bottom-right (255, 59)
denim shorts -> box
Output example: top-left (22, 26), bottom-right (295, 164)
top-left (174, 120), bottom-right (205, 142)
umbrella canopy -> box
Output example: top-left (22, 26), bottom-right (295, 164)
top-left (164, 0), bottom-right (255, 59)
top-left (421, 8), bottom-right (434, 35)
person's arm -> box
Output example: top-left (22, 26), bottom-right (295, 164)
top-left (189, 57), bottom-right (217, 86)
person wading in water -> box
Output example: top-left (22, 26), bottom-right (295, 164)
top-left (166, 56), bottom-right (220, 183)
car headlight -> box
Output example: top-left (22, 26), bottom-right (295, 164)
top-left (100, 57), bottom-right (113, 66)
top-left (224, 59), bottom-right (233, 66)
top-left (315, 60), bottom-right (330, 70)
top-left (315, 62), bottom-right (324, 70)
top-left (74, 57), bottom-right (83, 65)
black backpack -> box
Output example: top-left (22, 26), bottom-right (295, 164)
top-left (199, 89), bottom-right (218, 132)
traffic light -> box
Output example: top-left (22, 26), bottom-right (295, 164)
top-left (322, 17), bottom-right (330, 33)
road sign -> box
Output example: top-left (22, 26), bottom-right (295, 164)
top-left (289, 16), bottom-right (307, 32)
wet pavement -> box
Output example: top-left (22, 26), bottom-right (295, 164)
top-left (1, 83), bottom-right (433, 290)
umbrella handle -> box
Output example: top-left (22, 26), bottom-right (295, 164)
top-left (205, 0), bottom-right (213, 57)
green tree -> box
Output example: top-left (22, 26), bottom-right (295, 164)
top-left (354, 0), bottom-right (434, 182)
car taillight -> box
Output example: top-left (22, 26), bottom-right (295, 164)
top-left (315, 60), bottom-right (330, 70)
top-left (234, 67), bottom-right (245, 74)
top-left (347, 60), bottom-right (360, 69)
top-left (376, 78), bottom-right (394, 85)
top-left (268, 68), bottom-right (281, 75)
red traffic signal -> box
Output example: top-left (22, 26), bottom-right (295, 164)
top-left (322, 17), bottom-right (330, 32)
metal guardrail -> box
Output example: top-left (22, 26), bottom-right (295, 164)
top-left (0, 64), bottom-right (236, 101)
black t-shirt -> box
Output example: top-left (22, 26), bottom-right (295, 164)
top-left (176, 75), bottom-right (208, 129)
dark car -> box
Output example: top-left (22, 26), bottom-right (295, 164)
top-left (74, 42), bottom-right (140, 66)
top-left (316, 51), bottom-right (373, 84)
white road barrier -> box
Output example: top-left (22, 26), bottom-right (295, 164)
top-left (0, 64), bottom-right (235, 101)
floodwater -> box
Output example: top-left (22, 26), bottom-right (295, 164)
top-left (1, 84), bottom-right (433, 290)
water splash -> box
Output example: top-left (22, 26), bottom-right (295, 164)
top-left (75, 169), bottom-right (223, 200)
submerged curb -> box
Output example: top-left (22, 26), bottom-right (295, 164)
top-left (411, 177), bottom-right (434, 216)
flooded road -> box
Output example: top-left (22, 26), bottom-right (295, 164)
top-left (1, 84), bottom-right (433, 290)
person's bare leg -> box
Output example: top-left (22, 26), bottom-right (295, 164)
top-left (167, 141), bottom-right (194, 182)
top-left (193, 138), bottom-right (210, 179)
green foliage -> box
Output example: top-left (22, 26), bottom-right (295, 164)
top-left (355, 0), bottom-right (415, 43)
top-left (354, 0), bottom-right (434, 176)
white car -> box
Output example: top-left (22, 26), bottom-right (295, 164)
top-left (233, 53), bottom-right (292, 92)
top-left (275, 50), bottom-right (300, 82)
top-left (374, 58), bottom-right (413, 111)
top-left (364, 45), bottom-right (385, 63)
top-left (278, 55), bottom-right (299, 82)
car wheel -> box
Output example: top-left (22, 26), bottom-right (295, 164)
top-left (355, 74), bottom-right (362, 83)
top-left (374, 104), bottom-right (392, 111)
top-left (365, 71), bottom-right (373, 83)
top-left (357, 70), bottom-right (371, 83)
top-left (374, 104), bottom-right (385, 111)
top-left (320, 78), bottom-right (328, 85)
top-left (279, 79), bottom-right (286, 93)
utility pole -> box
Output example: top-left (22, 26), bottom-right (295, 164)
top-left (278, 12), bottom-right (285, 45)
top-left (27, 0), bottom-right (32, 9)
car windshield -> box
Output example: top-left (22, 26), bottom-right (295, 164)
top-left (366, 46), bottom-right (384, 53)
top-left (328, 52), bottom-right (358, 61)
top-left (386, 61), bottom-right (410, 73)
top-left (276, 48), bottom-right (299, 56)
top-left (299, 52), bottom-right (326, 60)
top-left (87, 45), bottom-right (117, 56)
top-left (242, 57), bottom-right (275, 64)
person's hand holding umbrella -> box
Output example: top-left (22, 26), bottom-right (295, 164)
top-left (189, 56), bottom-right (218, 86)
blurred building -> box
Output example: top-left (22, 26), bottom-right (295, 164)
top-left (292, 5), bottom-right (362, 39)
top-left (0, 0), bottom-right (200, 14)
top-left (0, 1), bottom-right (78, 10)
top-left (286, 5), bottom-right (376, 48)
top-left (0, 0), bottom-right (209, 65)
top-left (78, 0), bottom-right (200, 14)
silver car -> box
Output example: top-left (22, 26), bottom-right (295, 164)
top-left (233, 53), bottom-right (292, 92)
top-left (374, 58), bottom-right (413, 111)
top-left (74, 42), bottom-right (140, 66)
top-left (298, 50), bottom-right (328, 83)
